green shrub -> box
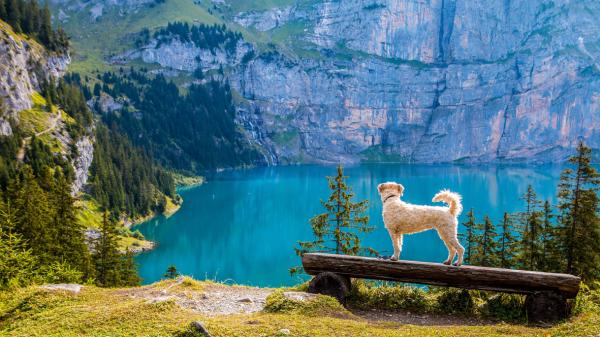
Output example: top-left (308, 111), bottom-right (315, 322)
top-left (36, 261), bottom-right (83, 284)
top-left (435, 288), bottom-right (475, 314)
top-left (264, 290), bottom-right (348, 316)
top-left (480, 293), bottom-right (525, 321)
top-left (347, 281), bottom-right (431, 312)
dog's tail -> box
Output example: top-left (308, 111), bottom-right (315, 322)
top-left (432, 190), bottom-right (463, 217)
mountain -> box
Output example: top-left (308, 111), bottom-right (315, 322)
top-left (52, 0), bottom-right (600, 164)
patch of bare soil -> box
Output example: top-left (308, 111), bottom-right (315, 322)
top-left (351, 308), bottom-right (495, 326)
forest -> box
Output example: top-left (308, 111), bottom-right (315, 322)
top-left (0, 0), bottom-right (68, 52)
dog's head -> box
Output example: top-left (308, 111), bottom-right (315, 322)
top-left (377, 182), bottom-right (404, 198)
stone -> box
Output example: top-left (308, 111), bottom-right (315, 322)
top-left (278, 328), bottom-right (291, 335)
top-left (282, 291), bottom-right (318, 302)
top-left (238, 297), bottom-right (254, 303)
top-left (40, 284), bottom-right (83, 294)
top-left (190, 321), bottom-right (212, 337)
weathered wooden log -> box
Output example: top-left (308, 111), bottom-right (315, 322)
top-left (302, 253), bottom-right (581, 298)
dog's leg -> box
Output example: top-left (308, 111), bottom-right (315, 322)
top-left (388, 229), bottom-right (401, 261)
top-left (437, 228), bottom-right (456, 265)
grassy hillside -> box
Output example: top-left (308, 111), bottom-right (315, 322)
top-left (1, 278), bottom-right (599, 336)
top-left (56, 0), bottom-right (221, 74)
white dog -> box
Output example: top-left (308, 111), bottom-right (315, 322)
top-left (377, 182), bottom-right (465, 266)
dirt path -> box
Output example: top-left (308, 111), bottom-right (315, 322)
top-left (16, 112), bottom-right (60, 162)
top-left (117, 278), bottom-right (495, 327)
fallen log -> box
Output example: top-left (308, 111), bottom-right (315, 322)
top-left (302, 253), bottom-right (581, 322)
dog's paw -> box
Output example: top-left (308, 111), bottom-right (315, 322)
top-left (390, 256), bottom-right (399, 261)
top-left (442, 260), bottom-right (451, 265)
top-left (453, 262), bottom-right (462, 267)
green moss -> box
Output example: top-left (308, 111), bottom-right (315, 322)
top-left (360, 145), bottom-right (410, 163)
top-left (264, 290), bottom-right (350, 317)
top-left (272, 130), bottom-right (298, 146)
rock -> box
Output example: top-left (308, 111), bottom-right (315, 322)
top-left (189, 321), bottom-right (212, 337)
top-left (40, 284), bottom-right (83, 294)
top-left (72, 136), bottom-right (94, 195)
top-left (278, 328), bottom-right (291, 335)
top-left (282, 291), bottom-right (318, 302)
top-left (238, 297), bottom-right (254, 303)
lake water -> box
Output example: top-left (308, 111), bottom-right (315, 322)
top-left (136, 164), bottom-right (564, 286)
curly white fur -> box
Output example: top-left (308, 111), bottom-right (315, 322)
top-left (377, 182), bottom-right (465, 266)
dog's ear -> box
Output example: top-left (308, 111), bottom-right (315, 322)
top-left (377, 183), bottom-right (384, 194)
top-left (396, 183), bottom-right (404, 196)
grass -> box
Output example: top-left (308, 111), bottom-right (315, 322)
top-left (0, 278), bottom-right (599, 336)
top-left (74, 196), bottom-right (103, 229)
top-left (56, 0), bottom-right (222, 75)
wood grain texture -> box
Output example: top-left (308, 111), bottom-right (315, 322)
top-left (302, 253), bottom-right (581, 298)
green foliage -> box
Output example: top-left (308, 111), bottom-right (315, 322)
top-left (557, 141), bottom-right (600, 281)
top-left (347, 280), bottom-right (430, 312)
top-left (91, 69), bottom-right (261, 171)
top-left (0, 0), bottom-right (69, 52)
top-left (516, 185), bottom-right (544, 270)
top-left (154, 21), bottom-right (242, 54)
top-left (90, 123), bottom-right (174, 218)
top-left (0, 203), bottom-right (37, 289)
top-left (477, 215), bottom-right (499, 267)
top-left (435, 288), bottom-right (474, 315)
top-left (36, 261), bottom-right (83, 284)
top-left (164, 265), bottom-right (180, 279)
top-left (264, 290), bottom-right (348, 316)
top-left (292, 165), bottom-right (376, 274)
top-left (497, 212), bottom-right (517, 268)
top-left (480, 293), bottom-right (525, 322)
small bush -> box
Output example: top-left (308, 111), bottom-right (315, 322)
top-left (435, 288), bottom-right (474, 315)
top-left (348, 281), bottom-right (431, 312)
top-left (264, 290), bottom-right (348, 316)
top-left (36, 261), bottom-right (83, 284)
top-left (480, 293), bottom-right (525, 321)
top-left (573, 282), bottom-right (600, 315)
top-left (131, 230), bottom-right (145, 240)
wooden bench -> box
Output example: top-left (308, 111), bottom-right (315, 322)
top-left (302, 253), bottom-right (581, 322)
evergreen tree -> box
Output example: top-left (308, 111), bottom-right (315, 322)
top-left (291, 165), bottom-right (376, 274)
top-left (540, 200), bottom-right (560, 272)
top-left (556, 141), bottom-right (600, 281)
top-left (51, 171), bottom-right (92, 276)
top-left (13, 165), bottom-right (53, 263)
top-left (6, 0), bottom-right (21, 33)
top-left (0, 0), bottom-right (7, 20)
top-left (119, 250), bottom-right (141, 286)
top-left (478, 215), bottom-right (499, 267)
top-left (93, 213), bottom-right (121, 287)
top-left (164, 265), bottom-right (179, 279)
top-left (38, 1), bottom-right (52, 47)
top-left (517, 185), bottom-right (543, 270)
top-left (459, 209), bottom-right (478, 264)
top-left (497, 212), bottom-right (517, 268)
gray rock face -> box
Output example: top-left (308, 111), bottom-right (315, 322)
top-left (114, 0), bottom-right (600, 163)
top-left (232, 0), bottom-right (600, 163)
top-left (0, 25), bottom-right (69, 135)
top-left (73, 136), bottom-right (94, 195)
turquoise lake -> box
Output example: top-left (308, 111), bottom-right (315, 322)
top-left (136, 164), bottom-right (564, 286)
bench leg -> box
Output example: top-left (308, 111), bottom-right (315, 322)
top-left (525, 291), bottom-right (569, 323)
top-left (307, 272), bottom-right (351, 304)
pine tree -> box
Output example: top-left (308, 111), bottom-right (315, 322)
top-left (119, 250), bottom-right (141, 286)
top-left (39, 1), bottom-right (52, 47)
top-left (0, 0), bottom-right (7, 20)
top-left (93, 213), bottom-right (121, 287)
top-left (6, 0), bottom-right (21, 33)
top-left (517, 185), bottom-right (543, 270)
top-left (13, 165), bottom-right (53, 263)
top-left (0, 196), bottom-right (38, 288)
top-left (556, 141), bottom-right (600, 280)
top-left (477, 215), bottom-right (498, 267)
top-left (164, 265), bottom-right (179, 279)
top-left (459, 209), bottom-right (478, 264)
top-left (497, 212), bottom-right (517, 268)
top-left (540, 200), bottom-right (560, 272)
top-left (291, 165), bottom-right (376, 274)
top-left (51, 171), bottom-right (92, 276)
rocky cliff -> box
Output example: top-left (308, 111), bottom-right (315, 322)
top-left (0, 20), bottom-right (93, 193)
top-left (231, 0), bottom-right (600, 163)
top-left (61, 0), bottom-right (600, 164)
